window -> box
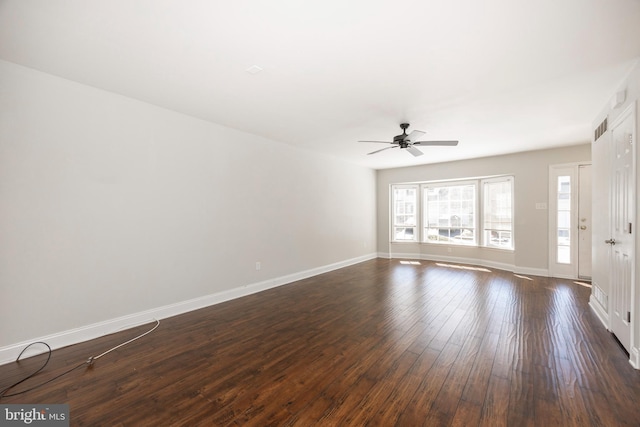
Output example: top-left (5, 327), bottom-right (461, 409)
top-left (423, 182), bottom-right (477, 245)
top-left (483, 177), bottom-right (514, 249)
top-left (391, 176), bottom-right (514, 249)
top-left (391, 185), bottom-right (418, 242)
top-left (556, 175), bottom-right (571, 264)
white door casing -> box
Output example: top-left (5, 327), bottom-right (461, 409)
top-left (578, 165), bottom-right (592, 279)
top-left (590, 131), bottom-right (611, 321)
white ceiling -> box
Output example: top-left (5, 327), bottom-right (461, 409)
top-left (1, 0), bottom-right (640, 169)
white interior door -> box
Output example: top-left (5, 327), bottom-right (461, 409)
top-left (578, 165), bottom-right (592, 279)
top-left (609, 107), bottom-right (635, 352)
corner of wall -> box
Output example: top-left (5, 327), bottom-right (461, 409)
top-left (630, 347), bottom-right (640, 369)
top-left (589, 295), bottom-right (609, 331)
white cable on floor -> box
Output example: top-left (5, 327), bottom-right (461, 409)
top-left (87, 319), bottom-right (160, 365)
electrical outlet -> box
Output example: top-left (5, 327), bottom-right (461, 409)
top-left (255, 262), bottom-right (261, 271)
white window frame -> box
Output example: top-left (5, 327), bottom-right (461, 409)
top-left (422, 180), bottom-right (479, 246)
top-left (482, 176), bottom-right (514, 250)
top-left (391, 184), bottom-right (419, 242)
top-left (390, 176), bottom-right (515, 250)
top-left (548, 164), bottom-right (580, 278)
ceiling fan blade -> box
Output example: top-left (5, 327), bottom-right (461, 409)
top-left (406, 146), bottom-right (424, 157)
top-left (406, 130), bottom-right (426, 143)
top-left (359, 140), bottom-right (395, 144)
top-left (413, 140), bottom-right (459, 146)
top-left (367, 146), bottom-right (398, 155)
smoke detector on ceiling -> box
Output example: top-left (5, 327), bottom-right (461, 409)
top-left (245, 65), bottom-right (263, 75)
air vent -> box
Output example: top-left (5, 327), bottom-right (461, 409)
top-left (594, 117), bottom-right (607, 141)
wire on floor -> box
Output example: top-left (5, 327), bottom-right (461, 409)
top-left (0, 319), bottom-right (160, 399)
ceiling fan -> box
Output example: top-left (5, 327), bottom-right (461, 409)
top-left (359, 123), bottom-right (458, 157)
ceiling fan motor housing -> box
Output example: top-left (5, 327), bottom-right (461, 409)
top-left (395, 123), bottom-right (411, 147)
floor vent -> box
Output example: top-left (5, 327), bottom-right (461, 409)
top-left (594, 117), bottom-right (608, 141)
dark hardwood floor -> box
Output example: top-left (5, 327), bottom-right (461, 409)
top-left (2, 258), bottom-right (639, 426)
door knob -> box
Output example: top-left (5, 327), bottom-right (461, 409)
top-left (580, 225), bottom-right (587, 230)
top-left (605, 238), bottom-right (616, 245)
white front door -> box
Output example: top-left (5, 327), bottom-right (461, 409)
top-left (609, 107), bottom-right (635, 352)
top-left (548, 163), bottom-right (591, 279)
top-left (578, 165), bottom-right (592, 279)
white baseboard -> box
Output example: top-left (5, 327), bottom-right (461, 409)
top-left (589, 295), bottom-right (609, 330)
top-left (630, 347), bottom-right (640, 369)
top-left (388, 252), bottom-right (423, 261)
top-left (0, 253), bottom-right (377, 366)
top-left (420, 253), bottom-right (514, 272)
top-left (513, 266), bottom-right (549, 277)
top-left (588, 294), bottom-right (640, 371)
top-left (386, 252), bottom-right (548, 277)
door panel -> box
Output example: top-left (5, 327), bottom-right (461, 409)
top-left (610, 109), bottom-right (634, 352)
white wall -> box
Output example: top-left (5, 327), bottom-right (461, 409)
top-left (0, 60), bottom-right (377, 353)
top-left (376, 145), bottom-right (591, 274)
